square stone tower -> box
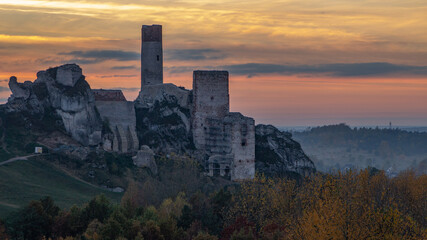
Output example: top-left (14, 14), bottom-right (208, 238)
top-left (192, 71), bottom-right (230, 149)
top-left (141, 25), bottom-right (163, 88)
top-left (191, 70), bottom-right (255, 180)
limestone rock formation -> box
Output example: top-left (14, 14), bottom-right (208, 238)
top-left (255, 124), bottom-right (316, 178)
top-left (135, 83), bottom-right (194, 154)
top-left (134, 82), bottom-right (315, 179)
top-left (132, 145), bottom-right (158, 174)
top-left (9, 76), bottom-right (30, 100)
top-left (55, 64), bottom-right (82, 87)
top-left (136, 83), bottom-right (190, 110)
top-left (6, 64), bottom-right (102, 146)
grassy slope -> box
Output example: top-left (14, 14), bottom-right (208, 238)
top-left (0, 158), bottom-right (122, 218)
top-left (0, 149), bottom-right (13, 163)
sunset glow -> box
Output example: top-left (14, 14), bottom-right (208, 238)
top-left (1, 0), bottom-right (426, 126)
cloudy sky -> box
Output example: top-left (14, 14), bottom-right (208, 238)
top-left (0, 0), bottom-right (426, 126)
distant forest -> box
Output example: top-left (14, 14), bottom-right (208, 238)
top-left (293, 124), bottom-right (427, 173)
top-left (294, 123), bottom-right (427, 156)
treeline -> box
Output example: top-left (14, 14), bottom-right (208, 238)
top-left (294, 123), bottom-right (427, 156)
top-left (0, 170), bottom-right (426, 240)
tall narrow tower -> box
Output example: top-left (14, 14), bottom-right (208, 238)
top-left (141, 25), bottom-right (163, 88)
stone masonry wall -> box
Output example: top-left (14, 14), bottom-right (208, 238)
top-left (95, 100), bottom-right (139, 152)
top-left (141, 25), bottom-right (163, 87)
top-left (93, 89), bottom-right (126, 101)
top-left (226, 113), bottom-right (256, 180)
top-left (191, 70), bottom-right (255, 180)
top-left (192, 71), bottom-right (229, 149)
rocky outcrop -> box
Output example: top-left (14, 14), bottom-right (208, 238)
top-left (132, 145), bottom-right (158, 174)
top-left (9, 76), bottom-right (30, 100)
top-left (55, 64), bottom-right (82, 87)
top-left (135, 83), bottom-right (194, 154)
top-left (6, 64), bottom-right (102, 146)
top-left (255, 124), bottom-right (315, 178)
top-left (134, 84), bottom-right (315, 178)
top-left (136, 83), bottom-right (190, 109)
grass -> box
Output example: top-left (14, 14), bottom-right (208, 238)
top-left (0, 149), bottom-right (13, 163)
top-left (0, 158), bottom-right (122, 218)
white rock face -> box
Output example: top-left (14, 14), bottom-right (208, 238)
top-left (56, 64), bottom-right (82, 87)
top-left (6, 64), bottom-right (102, 146)
top-left (136, 83), bottom-right (190, 109)
top-left (57, 107), bottom-right (101, 146)
top-left (255, 124), bottom-right (316, 177)
top-left (8, 76), bottom-right (30, 100)
top-left (44, 65), bottom-right (101, 146)
top-left (134, 83), bottom-right (193, 154)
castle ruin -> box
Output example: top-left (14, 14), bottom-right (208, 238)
top-left (93, 89), bottom-right (139, 153)
top-left (5, 24), bottom-right (315, 181)
top-left (192, 71), bottom-right (255, 180)
top-left (138, 25), bottom-right (255, 180)
top-left (141, 25), bottom-right (163, 87)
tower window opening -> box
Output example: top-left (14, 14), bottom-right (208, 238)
top-left (157, 55), bottom-right (160, 61)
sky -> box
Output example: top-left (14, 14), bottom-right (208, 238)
top-left (0, 0), bottom-right (426, 126)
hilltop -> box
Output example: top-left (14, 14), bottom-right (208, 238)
top-left (0, 24), bottom-right (315, 216)
top-left (0, 62), bottom-right (315, 216)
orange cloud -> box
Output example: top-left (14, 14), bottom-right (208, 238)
top-left (0, 0), bottom-right (426, 125)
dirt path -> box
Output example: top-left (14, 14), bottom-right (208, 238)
top-left (49, 163), bottom-right (108, 190)
top-left (0, 154), bottom-right (39, 166)
top-left (0, 201), bottom-right (19, 209)
top-left (0, 154), bottom-right (118, 192)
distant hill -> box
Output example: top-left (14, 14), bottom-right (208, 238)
top-left (292, 123), bottom-right (427, 174)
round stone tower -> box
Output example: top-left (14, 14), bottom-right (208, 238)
top-left (141, 25), bottom-right (163, 88)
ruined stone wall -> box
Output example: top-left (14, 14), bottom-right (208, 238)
top-left (192, 71), bottom-right (229, 149)
top-left (141, 25), bottom-right (163, 87)
top-left (204, 117), bottom-right (232, 155)
top-left (93, 89), bottom-right (126, 101)
top-left (226, 113), bottom-right (256, 180)
top-left (95, 100), bottom-right (139, 152)
top-left (191, 70), bottom-right (255, 180)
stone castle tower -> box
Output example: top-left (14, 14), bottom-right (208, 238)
top-left (138, 24), bottom-right (255, 181)
top-left (141, 25), bottom-right (163, 88)
top-left (192, 71), bottom-right (230, 149)
top-left (192, 71), bottom-right (255, 181)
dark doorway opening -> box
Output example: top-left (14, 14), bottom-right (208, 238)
top-left (224, 166), bottom-right (230, 178)
top-left (213, 163), bottom-right (220, 177)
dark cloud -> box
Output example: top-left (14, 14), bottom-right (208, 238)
top-left (165, 66), bottom-right (199, 74)
top-left (0, 79), bottom-right (8, 82)
top-left (164, 62), bottom-right (427, 78)
top-left (111, 65), bottom-right (138, 70)
top-left (97, 74), bottom-right (138, 78)
top-left (0, 86), bottom-right (10, 92)
top-left (165, 48), bottom-right (227, 61)
top-left (218, 62), bottom-right (427, 77)
top-left (59, 50), bottom-right (140, 64)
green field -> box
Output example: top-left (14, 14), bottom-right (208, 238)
top-left (0, 158), bottom-right (123, 218)
top-left (0, 149), bottom-right (14, 163)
